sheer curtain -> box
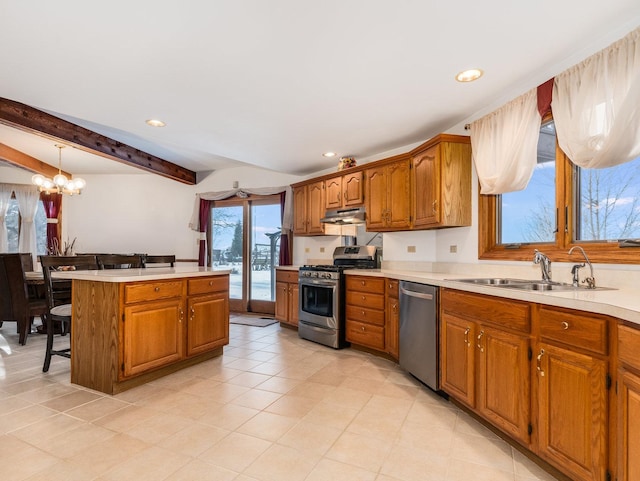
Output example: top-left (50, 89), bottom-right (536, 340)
top-left (189, 186), bottom-right (293, 266)
top-left (470, 87), bottom-right (541, 194)
top-left (0, 184), bottom-right (13, 252)
top-left (552, 27), bottom-right (640, 168)
top-left (13, 185), bottom-right (41, 266)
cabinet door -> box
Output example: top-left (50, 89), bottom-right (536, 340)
top-left (536, 343), bottom-right (607, 481)
top-left (325, 177), bottom-right (343, 210)
top-left (476, 325), bottom-right (530, 444)
top-left (288, 283), bottom-right (299, 327)
top-left (619, 369), bottom-right (640, 481)
top-left (385, 289), bottom-right (399, 359)
top-left (293, 186), bottom-right (308, 234)
top-left (412, 145), bottom-right (440, 228)
top-left (440, 313), bottom-right (475, 407)
top-left (122, 299), bottom-right (184, 378)
top-left (343, 171), bottom-right (364, 206)
top-left (387, 159), bottom-right (412, 229)
top-left (307, 181), bottom-right (325, 234)
top-left (187, 292), bottom-right (229, 356)
top-left (275, 281), bottom-right (289, 322)
top-left (365, 166), bottom-right (388, 230)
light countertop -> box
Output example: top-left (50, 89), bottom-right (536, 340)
top-left (52, 266), bottom-right (231, 283)
top-left (345, 268), bottom-right (640, 325)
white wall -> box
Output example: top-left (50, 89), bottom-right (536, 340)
top-left (63, 167), bottom-right (303, 259)
top-left (0, 166), bottom-right (34, 184)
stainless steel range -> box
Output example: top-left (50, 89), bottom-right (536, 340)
top-left (298, 246), bottom-right (379, 348)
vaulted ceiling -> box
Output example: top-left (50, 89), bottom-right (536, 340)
top-left (1, 1), bottom-right (639, 180)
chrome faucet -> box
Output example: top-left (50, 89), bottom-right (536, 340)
top-left (568, 246), bottom-right (596, 289)
top-left (533, 250), bottom-right (552, 282)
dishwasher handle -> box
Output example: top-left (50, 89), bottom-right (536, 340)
top-left (399, 287), bottom-right (434, 300)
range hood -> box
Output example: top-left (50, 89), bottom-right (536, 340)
top-left (320, 207), bottom-right (366, 224)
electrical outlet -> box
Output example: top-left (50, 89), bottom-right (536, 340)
top-left (450, 245), bottom-right (458, 253)
top-left (304, 247), bottom-right (310, 253)
top-left (407, 245), bottom-right (416, 253)
top-left (320, 247), bottom-right (325, 253)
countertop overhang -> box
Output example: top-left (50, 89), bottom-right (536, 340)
top-left (52, 266), bottom-right (231, 283)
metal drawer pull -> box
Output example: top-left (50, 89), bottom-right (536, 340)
top-left (477, 330), bottom-right (484, 352)
top-left (537, 349), bottom-right (545, 376)
top-left (154, 287), bottom-right (160, 292)
top-left (464, 327), bottom-right (470, 347)
top-left (561, 321), bottom-right (569, 330)
top-left (361, 326), bottom-right (365, 331)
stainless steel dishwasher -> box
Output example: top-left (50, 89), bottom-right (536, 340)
top-left (399, 281), bottom-right (439, 390)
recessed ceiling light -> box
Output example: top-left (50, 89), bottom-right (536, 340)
top-left (145, 119), bottom-right (166, 127)
top-left (455, 68), bottom-right (484, 82)
top-left (323, 152), bottom-right (336, 157)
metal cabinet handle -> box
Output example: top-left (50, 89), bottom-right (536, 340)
top-left (361, 326), bottom-right (365, 332)
top-left (464, 327), bottom-right (470, 347)
top-left (432, 200), bottom-right (438, 214)
top-left (154, 287), bottom-right (160, 292)
top-left (477, 330), bottom-right (484, 352)
top-left (537, 349), bottom-right (545, 377)
top-left (179, 308), bottom-right (184, 323)
top-left (561, 321), bottom-right (569, 330)
top-left (361, 281), bottom-right (366, 286)
top-left (361, 310), bottom-right (365, 316)
top-left (209, 280), bottom-right (213, 286)
top-left (190, 307), bottom-right (195, 321)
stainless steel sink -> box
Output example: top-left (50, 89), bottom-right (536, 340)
top-left (451, 278), bottom-right (614, 291)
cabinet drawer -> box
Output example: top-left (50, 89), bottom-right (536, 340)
top-left (188, 276), bottom-right (228, 296)
top-left (124, 280), bottom-right (184, 304)
top-left (346, 320), bottom-right (385, 350)
top-left (346, 305), bottom-right (385, 326)
top-left (441, 289), bottom-right (530, 333)
top-left (276, 270), bottom-right (299, 283)
top-left (539, 306), bottom-right (608, 355)
top-left (386, 279), bottom-right (399, 298)
top-left (346, 276), bottom-right (385, 294)
top-left (618, 324), bottom-right (640, 369)
top-left (346, 291), bottom-right (385, 310)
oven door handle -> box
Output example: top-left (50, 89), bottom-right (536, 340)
top-left (299, 279), bottom-right (337, 287)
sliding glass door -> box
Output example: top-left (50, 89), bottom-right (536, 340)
top-left (209, 195), bottom-right (281, 314)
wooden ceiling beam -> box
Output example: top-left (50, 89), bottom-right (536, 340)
top-left (0, 142), bottom-right (71, 179)
top-left (0, 97), bottom-right (196, 185)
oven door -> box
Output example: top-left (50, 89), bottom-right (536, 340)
top-left (298, 278), bottom-right (340, 329)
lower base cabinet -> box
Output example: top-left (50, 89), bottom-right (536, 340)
top-left (275, 270), bottom-right (299, 327)
top-left (618, 324), bottom-right (640, 481)
top-left (440, 289), bottom-right (613, 481)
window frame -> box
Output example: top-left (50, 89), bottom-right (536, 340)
top-left (479, 114), bottom-right (640, 265)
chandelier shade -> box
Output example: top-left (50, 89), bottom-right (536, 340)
top-left (32, 145), bottom-right (86, 195)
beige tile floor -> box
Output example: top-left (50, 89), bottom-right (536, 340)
top-left (0, 318), bottom-right (559, 481)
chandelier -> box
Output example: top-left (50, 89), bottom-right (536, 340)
top-left (31, 145), bottom-right (86, 195)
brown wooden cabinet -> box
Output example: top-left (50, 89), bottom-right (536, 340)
top-left (385, 279), bottom-right (399, 359)
top-left (535, 306), bottom-right (609, 481)
top-left (411, 135), bottom-right (472, 229)
top-left (365, 157), bottom-right (412, 231)
top-left (325, 171), bottom-right (364, 210)
top-left (345, 275), bottom-right (386, 350)
top-left (440, 289), bottom-right (531, 444)
top-left (186, 276), bottom-right (229, 356)
top-left (617, 324), bottom-right (640, 481)
top-left (70, 274), bottom-right (229, 394)
top-left (293, 181), bottom-right (325, 235)
top-left (275, 269), bottom-right (299, 327)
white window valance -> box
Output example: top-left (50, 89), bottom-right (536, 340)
top-left (189, 186), bottom-right (293, 232)
top-left (470, 88), bottom-right (541, 194)
top-left (552, 27), bottom-right (640, 168)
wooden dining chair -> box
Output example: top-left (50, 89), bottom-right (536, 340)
top-left (0, 254), bottom-right (48, 345)
top-left (142, 254), bottom-right (175, 267)
top-left (96, 254), bottom-right (144, 270)
top-left (40, 255), bottom-right (99, 372)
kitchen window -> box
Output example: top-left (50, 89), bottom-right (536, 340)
top-left (4, 195), bottom-right (48, 256)
top-left (479, 115), bottom-right (640, 264)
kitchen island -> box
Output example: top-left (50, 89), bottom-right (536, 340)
top-left (53, 267), bottom-right (230, 394)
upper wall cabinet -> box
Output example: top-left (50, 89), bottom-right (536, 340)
top-left (365, 157), bottom-right (412, 231)
top-left (293, 181), bottom-right (325, 235)
top-left (324, 171), bottom-right (364, 210)
top-left (411, 134), bottom-right (472, 229)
